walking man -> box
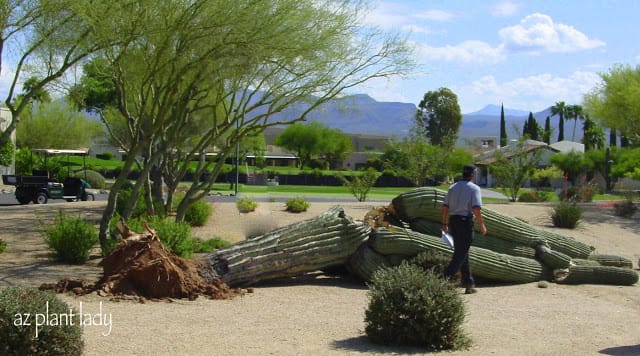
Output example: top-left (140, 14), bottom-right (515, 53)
top-left (441, 164), bottom-right (487, 294)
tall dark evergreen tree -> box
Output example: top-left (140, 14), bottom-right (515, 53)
top-left (543, 116), bottom-right (551, 144)
top-left (499, 103), bottom-right (507, 147)
top-left (526, 112), bottom-right (540, 141)
top-left (609, 129), bottom-right (617, 147)
top-left (522, 119), bottom-right (529, 138)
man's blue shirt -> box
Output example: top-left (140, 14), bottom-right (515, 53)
top-left (443, 180), bottom-right (482, 217)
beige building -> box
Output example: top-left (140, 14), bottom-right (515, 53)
top-left (0, 107), bottom-right (15, 175)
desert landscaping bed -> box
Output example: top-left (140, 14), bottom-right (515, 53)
top-left (0, 198), bottom-right (638, 355)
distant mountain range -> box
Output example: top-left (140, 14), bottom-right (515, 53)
top-left (265, 94), bottom-right (577, 144)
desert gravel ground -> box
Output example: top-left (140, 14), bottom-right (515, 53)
top-left (0, 196), bottom-right (639, 355)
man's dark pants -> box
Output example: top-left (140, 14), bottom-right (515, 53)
top-left (444, 215), bottom-right (475, 286)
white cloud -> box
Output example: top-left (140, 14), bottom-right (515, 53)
top-left (415, 9), bottom-right (456, 22)
top-left (499, 13), bottom-right (605, 53)
top-left (416, 40), bottom-right (506, 64)
top-left (491, 1), bottom-right (521, 17)
top-left (460, 71), bottom-right (602, 111)
top-left (364, 4), bottom-right (454, 32)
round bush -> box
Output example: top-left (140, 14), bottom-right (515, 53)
top-left (184, 199), bottom-right (212, 226)
top-left (285, 197), bottom-right (310, 213)
top-left (73, 169), bottom-right (106, 189)
top-left (518, 190), bottom-right (550, 203)
top-left (550, 201), bottom-right (582, 229)
top-left (43, 212), bottom-right (98, 264)
top-left (365, 262), bottom-right (469, 350)
top-left (236, 197), bottom-right (257, 213)
top-left (0, 286), bottom-right (83, 355)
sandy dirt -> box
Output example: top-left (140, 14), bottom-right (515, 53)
top-left (0, 196), bottom-right (639, 355)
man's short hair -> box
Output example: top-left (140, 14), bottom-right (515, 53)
top-left (462, 164), bottom-right (476, 179)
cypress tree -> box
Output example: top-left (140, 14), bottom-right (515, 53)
top-left (500, 103), bottom-right (507, 147)
top-left (609, 128), bottom-right (617, 147)
top-left (543, 116), bottom-right (551, 144)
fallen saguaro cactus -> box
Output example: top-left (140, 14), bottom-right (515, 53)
top-left (391, 187), bottom-right (593, 258)
top-left (200, 206), bottom-right (371, 287)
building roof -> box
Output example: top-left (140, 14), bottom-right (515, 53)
top-left (549, 140), bottom-right (584, 153)
top-left (474, 139), bottom-right (554, 165)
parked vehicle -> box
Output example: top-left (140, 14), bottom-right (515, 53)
top-left (1, 148), bottom-right (94, 204)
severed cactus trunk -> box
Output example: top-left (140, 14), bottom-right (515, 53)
top-left (199, 206), bottom-right (370, 287)
top-left (554, 265), bottom-right (639, 285)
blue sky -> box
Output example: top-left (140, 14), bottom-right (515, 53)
top-left (1, 1), bottom-right (638, 116)
top-left (355, 0), bottom-right (640, 113)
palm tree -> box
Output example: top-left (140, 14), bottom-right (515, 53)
top-left (566, 104), bottom-right (584, 141)
top-left (550, 101), bottom-right (566, 142)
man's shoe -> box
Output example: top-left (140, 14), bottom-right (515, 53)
top-left (464, 285), bottom-right (477, 294)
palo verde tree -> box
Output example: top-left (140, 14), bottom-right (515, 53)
top-left (415, 87), bottom-right (462, 149)
top-left (84, 0), bottom-right (413, 247)
top-left (0, 0), bottom-right (130, 148)
top-left (490, 137), bottom-right (543, 202)
top-left (584, 63), bottom-right (640, 145)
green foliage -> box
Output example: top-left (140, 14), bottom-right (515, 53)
top-left (192, 237), bottom-right (230, 253)
top-left (0, 140), bottom-right (14, 166)
top-left (72, 169), bottom-right (105, 189)
top-left (42, 211), bottom-right (98, 264)
top-left (16, 101), bottom-right (103, 149)
top-left (184, 199), bottom-right (212, 226)
top-left (14, 147), bottom-right (34, 175)
top-left (236, 197), bottom-right (258, 213)
top-left (274, 122), bottom-right (352, 169)
top-left (613, 200), bottom-right (637, 218)
top-left (285, 197), bottom-right (310, 212)
top-left (365, 262), bottom-right (469, 350)
top-left (96, 151), bottom-right (114, 160)
top-left (550, 151), bottom-right (590, 183)
top-left (0, 238), bottom-right (6, 253)
top-left (383, 136), bottom-right (453, 186)
top-left (491, 137), bottom-right (543, 202)
top-left (408, 250), bottom-right (451, 275)
top-left (584, 63), bottom-right (640, 142)
top-left (0, 286), bottom-right (83, 355)
top-left (339, 167), bottom-right (380, 202)
top-left (532, 166), bottom-right (563, 187)
top-left (125, 216), bottom-right (194, 258)
top-left (551, 201), bottom-right (582, 229)
top-left (518, 190), bottom-right (550, 202)
top-left (415, 87), bottom-right (462, 149)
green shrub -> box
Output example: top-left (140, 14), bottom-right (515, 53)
top-left (192, 237), bottom-right (230, 253)
top-left (613, 199), bottom-right (637, 218)
top-left (72, 169), bottom-right (106, 189)
top-left (236, 197), bottom-right (258, 213)
top-left (550, 201), bottom-right (582, 229)
top-left (0, 238), bottom-right (6, 253)
top-left (125, 216), bottom-right (194, 258)
top-left (116, 187), bottom-right (163, 218)
top-left (285, 197), bottom-right (310, 213)
top-left (0, 286), bottom-right (83, 355)
top-left (184, 199), bottom-right (212, 226)
top-left (408, 250), bottom-right (451, 275)
top-left (43, 212), bottom-right (98, 264)
top-left (96, 151), bottom-right (114, 160)
top-left (518, 190), bottom-right (550, 202)
top-left (365, 262), bottom-right (470, 351)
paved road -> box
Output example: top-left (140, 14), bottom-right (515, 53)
top-left (0, 188), bottom-right (507, 206)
